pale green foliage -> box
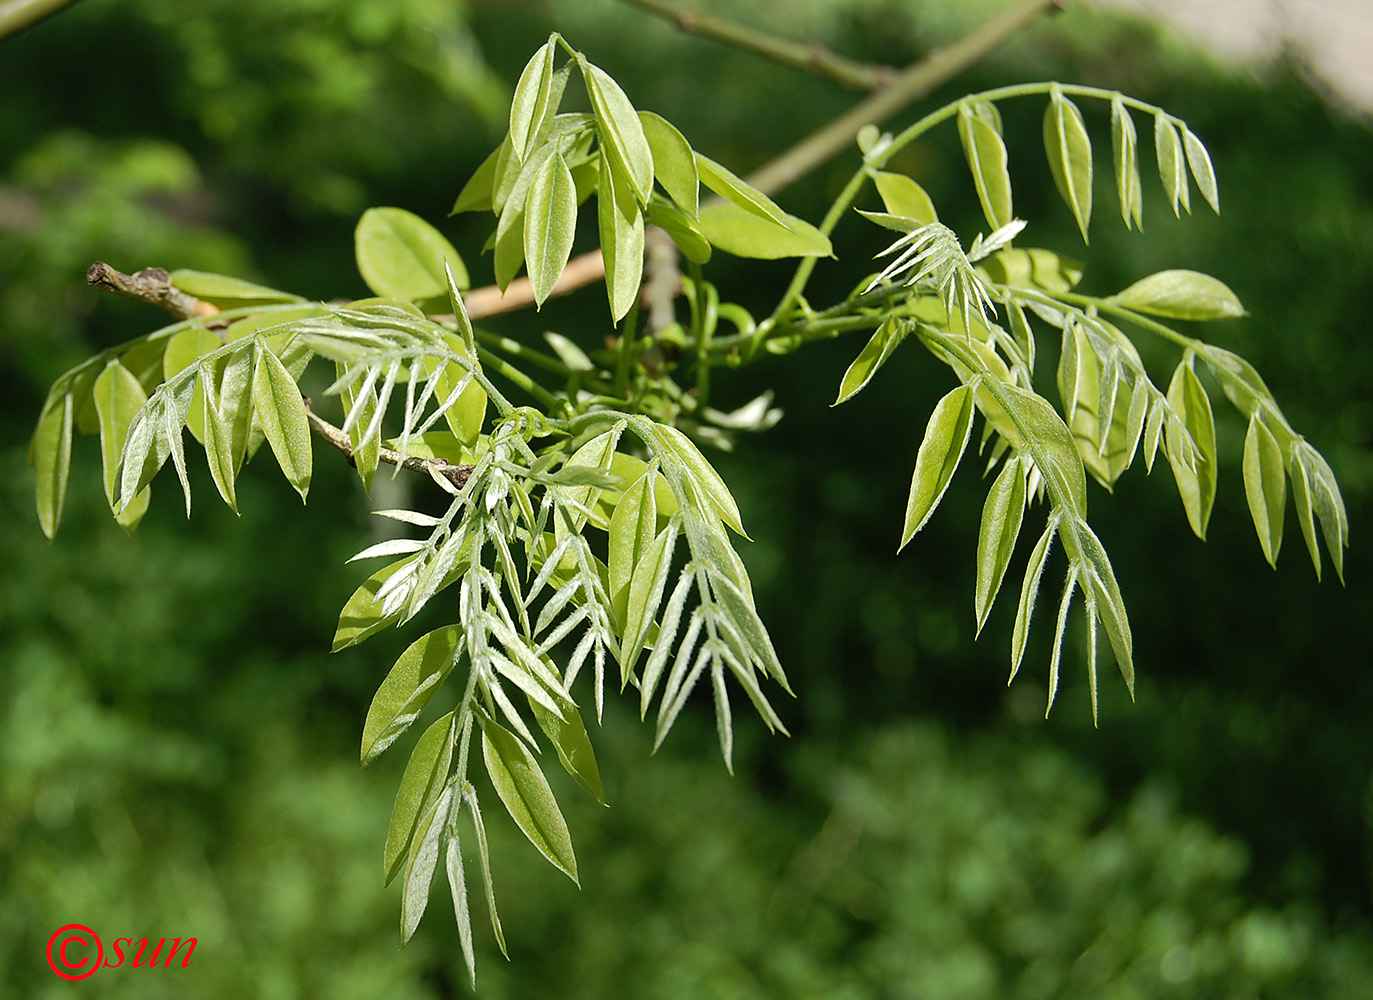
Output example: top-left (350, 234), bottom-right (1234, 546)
top-left (28, 33), bottom-right (1349, 984)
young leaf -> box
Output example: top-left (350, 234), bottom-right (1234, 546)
top-left (93, 361), bottom-right (148, 510)
top-left (1071, 517), bottom-right (1135, 696)
top-left (452, 139), bottom-right (503, 215)
top-left (834, 317), bottom-right (907, 406)
top-left (975, 457), bottom-right (1027, 634)
top-left (581, 58), bottom-right (653, 204)
top-left (639, 111), bottom-right (698, 216)
top-left (32, 391), bottom-right (73, 540)
top-left (1010, 518), bottom-right (1057, 684)
top-left (510, 37), bottom-right (557, 161)
top-left (386, 712), bottom-right (455, 886)
top-left (1045, 564), bottom-right (1079, 715)
top-left (446, 834), bottom-right (476, 988)
top-left (646, 200), bottom-right (712, 263)
top-left (401, 783), bottom-right (451, 943)
top-left (608, 471), bottom-right (658, 625)
top-left (524, 152), bottom-right (579, 308)
top-left (333, 557), bottom-right (415, 651)
top-left (621, 520), bottom-right (678, 682)
top-left (1110, 95), bottom-right (1143, 229)
top-left (1154, 114), bottom-right (1190, 216)
top-left (481, 718), bottom-right (578, 884)
top-left (1243, 414), bottom-right (1286, 567)
top-left (251, 345), bottom-right (312, 501)
top-left (1043, 85), bottom-right (1093, 243)
top-left (199, 361), bottom-right (239, 513)
top-left (362, 625), bottom-right (462, 765)
top-left (958, 102), bottom-right (1013, 230)
top-left (1288, 445), bottom-right (1322, 580)
top-left (873, 171), bottom-right (938, 225)
top-left (462, 789), bottom-right (507, 958)
top-left (1165, 359), bottom-right (1217, 539)
top-left (355, 206), bottom-right (469, 303)
top-left (1182, 126), bottom-right (1220, 213)
top-left (1113, 269), bottom-right (1246, 321)
top-left (597, 151), bottom-right (646, 323)
top-left (528, 698), bottom-right (606, 806)
top-left (644, 422), bottom-right (745, 536)
top-left (162, 327), bottom-right (220, 444)
top-left (696, 152), bottom-right (789, 227)
top-left (900, 384), bottom-right (975, 549)
top-left (167, 269), bottom-right (301, 307)
top-left (695, 201), bottom-right (831, 259)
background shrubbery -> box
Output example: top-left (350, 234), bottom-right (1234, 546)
top-left (2, 0), bottom-right (1370, 994)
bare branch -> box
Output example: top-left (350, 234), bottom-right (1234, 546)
top-left (303, 399), bottom-right (474, 491)
top-left (87, 261), bottom-right (220, 321)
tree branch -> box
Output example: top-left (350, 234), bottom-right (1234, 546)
top-left (86, 261), bottom-right (220, 320)
top-left (618, 0), bottom-right (894, 91)
top-left (303, 399), bottom-right (474, 491)
top-left (0, 0), bottom-right (83, 42)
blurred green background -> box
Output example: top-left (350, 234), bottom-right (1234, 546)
top-left (2, 0), bottom-right (1371, 996)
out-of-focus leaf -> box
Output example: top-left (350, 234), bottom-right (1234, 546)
top-left (900, 384), bottom-right (974, 549)
top-left (958, 101), bottom-right (1013, 230)
top-left (696, 201), bottom-right (831, 259)
top-left (1154, 114), bottom-right (1190, 216)
top-left (1243, 414), bottom-right (1286, 567)
top-left (834, 317), bottom-right (906, 405)
top-left (1043, 86), bottom-right (1093, 243)
top-left (356, 206), bottom-right (468, 304)
top-left (1110, 95), bottom-right (1143, 229)
top-left (873, 171), bottom-right (938, 225)
top-left (1165, 359), bottom-right (1217, 539)
top-left (252, 346), bottom-right (312, 501)
top-left (639, 111), bottom-right (697, 216)
top-left (386, 712), bottom-right (455, 885)
top-left (975, 457), bottom-right (1027, 633)
top-left (529, 698), bottom-right (606, 806)
top-left (363, 625), bottom-right (462, 765)
top-left (452, 139), bottom-right (504, 215)
top-left (598, 153), bottom-right (645, 322)
top-left (481, 718), bottom-right (578, 883)
top-left (32, 391), bottom-right (73, 540)
top-left (581, 58), bottom-right (653, 204)
top-left (1113, 269), bottom-right (1245, 321)
top-left (524, 152), bottom-right (578, 307)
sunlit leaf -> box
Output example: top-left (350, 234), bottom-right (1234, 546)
top-left (481, 718), bottom-right (578, 883)
top-left (834, 317), bottom-right (906, 406)
top-left (356, 206), bottom-right (469, 304)
top-left (199, 361), bottom-right (239, 513)
top-left (401, 783), bottom-right (451, 942)
top-left (363, 625), bottom-right (462, 765)
top-left (31, 391), bottom-right (73, 540)
top-left (1243, 414), bottom-right (1286, 567)
top-left (1288, 445), bottom-right (1322, 580)
top-left (252, 345), bottom-right (312, 501)
top-left (900, 384), bottom-right (974, 549)
top-left (1043, 85), bottom-right (1093, 243)
top-left (386, 712), bottom-right (455, 885)
top-left (958, 101), bottom-right (1013, 230)
top-left (168, 269), bottom-right (301, 307)
top-left (1165, 359), bottom-right (1217, 539)
top-left (581, 58), bottom-right (653, 204)
top-left (1154, 113), bottom-right (1189, 216)
top-left (1110, 95), bottom-right (1143, 230)
top-left (446, 833), bottom-right (475, 987)
top-left (696, 201), bottom-right (831, 259)
top-left (333, 557), bottom-right (415, 651)
top-left (1113, 269), bottom-right (1245, 321)
top-left (644, 422), bottom-right (745, 536)
top-left (1182, 126), bottom-right (1220, 213)
top-left (528, 698), bottom-right (606, 805)
top-left (93, 361), bottom-right (148, 510)
top-left (598, 152), bottom-right (646, 322)
top-left (524, 152), bottom-right (578, 307)
top-left (975, 456), bottom-right (1027, 633)
top-left (640, 111), bottom-right (698, 216)
top-left (646, 199), bottom-right (712, 263)
top-left (1011, 517), bottom-right (1057, 684)
top-left (695, 152), bottom-right (788, 226)
top-left (510, 37), bottom-right (557, 160)
top-left (873, 171), bottom-right (938, 225)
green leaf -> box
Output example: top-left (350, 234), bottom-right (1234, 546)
top-left (528, 698), bottom-right (606, 805)
top-left (608, 470), bottom-right (658, 629)
top-left (958, 102), bottom-right (1013, 230)
top-left (162, 327), bottom-right (221, 444)
top-left (1154, 114), bottom-right (1190, 216)
top-left (452, 140), bottom-right (503, 215)
top-left (598, 152), bottom-right (646, 322)
top-left (1295, 443), bottom-right (1347, 583)
top-left (646, 199), bottom-right (711, 264)
top-left (621, 521), bottom-right (677, 682)
top-left (695, 200), bottom-right (831, 259)
top-left (510, 37), bottom-right (557, 160)
top-left (1243, 414), bottom-right (1286, 567)
top-left (900, 384), bottom-right (975, 549)
top-left (493, 201), bottom-right (526, 291)
top-left (168, 269), bottom-right (301, 307)
top-left (1165, 359), bottom-right (1217, 539)
top-left (1113, 269), bottom-right (1246, 321)
top-left (401, 783), bottom-right (451, 943)
top-left (524, 152), bottom-right (579, 308)
top-left (355, 207), bottom-right (469, 305)
top-left (362, 625), bottom-right (462, 765)
top-left (833, 316), bottom-right (906, 405)
top-left (481, 718), bottom-right (578, 884)
top-left (1070, 517), bottom-right (1134, 696)
top-left (386, 712), bottom-right (455, 886)
top-left (93, 361), bottom-right (148, 510)
top-left (645, 422), bottom-right (746, 536)
top-left (199, 361), bottom-right (239, 514)
top-left (1043, 86), bottom-right (1093, 244)
top-left (1010, 518), bottom-right (1057, 684)
top-left (252, 345), bottom-right (312, 501)
top-left (31, 391), bottom-right (73, 540)
top-left (975, 457), bottom-right (1027, 634)
top-left (873, 171), bottom-right (938, 225)
top-left (1110, 96), bottom-right (1143, 230)
top-left (462, 789), bottom-right (507, 958)
top-left (639, 111), bottom-right (698, 216)
top-left (333, 557), bottom-right (413, 651)
top-left (581, 58), bottom-right (653, 204)
top-left (1288, 445), bottom-right (1322, 580)
top-left (446, 832), bottom-right (476, 988)
top-left (1182, 126), bottom-right (1220, 213)
top-left (695, 152), bottom-right (788, 227)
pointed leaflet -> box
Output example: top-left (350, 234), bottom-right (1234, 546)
top-left (362, 625), bottom-right (461, 765)
top-left (1069, 516), bottom-right (1135, 696)
top-left (252, 344), bottom-right (312, 501)
top-left (93, 360), bottom-right (148, 510)
top-left (639, 111), bottom-right (698, 216)
top-left (1113, 269), bottom-right (1245, 321)
top-left (386, 712), bottom-right (455, 886)
top-left (162, 327), bottom-right (220, 443)
top-left (461, 788), bottom-right (508, 958)
top-left (1288, 444), bottom-right (1322, 580)
top-left (1154, 114), bottom-right (1190, 216)
top-left (834, 317), bottom-right (907, 405)
top-left (1308, 450), bottom-right (1348, 584)
top-left (1182, 127), bottom-right (1220, 213)
top-left (524, 152), bottom-right (578, 307)
top-left (401, 783), bottom-right (452, 943)
top-left (333, 557), bottom-right (414, 651)
top-left (355, 207), bottom-right (469, 302)
top-left (480, 718), bottom-right (578, 883)
top-left (452, 139), bottom-right (503, 215)
top-left (620, 520), bottom-right (677, 682)
top-left (528, 698), bottom-right (606, 805)
top-left (199, 361), bottom-right (239, 513)
top-left (1243, 414), bottom-right (1286, 567)
top-left (510, 37), bottom-right (557, 161)
top-left (1165, 358), bottom-right (1217, 539)
top-left (608, 470), bottom-right (657, 629)
top-left (958, 102), bottom-right (1013, 230)
top-left (446, 834), bottom-right (476, 988)
top-left (900, 384), bottom-right (975, 549)
top-left (695, 152), bottom-right (789, 227)
top-left (580, 57), bottom-right (653, 204)
top-left (643, 421), bottom-right (745, 536)
top-left (1043, 85), bottom-right (1093, 243)
top-left (646, 199), bottom-right (712, 263)
top-left (975, 457), bottom-right (1027, 634)
top-left (873, 171), bottom-right (939, 225)
top-left (597, 150), bottom-right (645, 323)
top-left (32, 391), bottom-right (73, 540)
top-left (1110, 95), bottom-right (1143, 229)
top-left (695, 201), bottom-right (831, 259)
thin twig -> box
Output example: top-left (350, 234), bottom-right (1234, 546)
top-left (87, 261), bottom-right (220, 320)
top-left (303, 398), bottom-right (474, 490)
top-left (0, 0), bottom-right (83, 41)
top-left (618, 0), bottom-right (893, 91)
